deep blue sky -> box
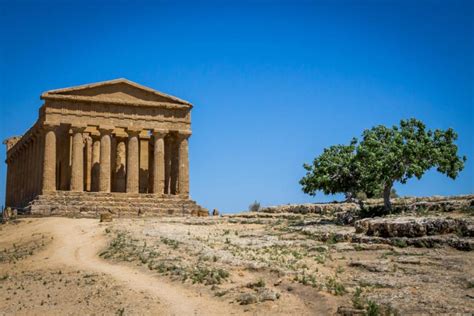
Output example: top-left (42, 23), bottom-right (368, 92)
top-left (0, 0), bottom-right (473, 213)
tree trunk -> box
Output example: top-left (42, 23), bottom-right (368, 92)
top-left (344, 192), bottom-right (354, 202)
top-left (383, 184), bottom-right (392, 213)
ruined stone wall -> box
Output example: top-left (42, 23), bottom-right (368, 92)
top-left (258, 195), bottom-right (474, 215)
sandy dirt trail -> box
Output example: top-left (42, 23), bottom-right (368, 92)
top-left (23, 218), bottom-right (240, 316)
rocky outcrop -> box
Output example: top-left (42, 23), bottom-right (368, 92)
top-left (351, 234), bottom-right (474, 251)
top-left (258, 195), bottom-right (474, 216)
top-left (350, 217), bottom-right (474, 251)
top-left (354, 217), bottom-right (473, 238)
top-left (259, 202), bottom-right (360, 215)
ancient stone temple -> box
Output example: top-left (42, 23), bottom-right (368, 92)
top-left (3, 79), bottom-right (203, 217)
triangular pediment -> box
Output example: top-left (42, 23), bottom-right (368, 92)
top-left (41, 78), bottom-right (191, 107)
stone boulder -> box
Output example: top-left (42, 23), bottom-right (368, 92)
top-left (1, 208), bottom-right (17, 222)
top-left (100, 213), bottom-right (113, 222)
top-left (197, 208), bottom-right (209, 217)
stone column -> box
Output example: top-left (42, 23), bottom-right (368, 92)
top-left (139, 136), bottom-right (150, 193)
top-left (16, 151), bottom-right (21, 204)
top-left (15, 155), bottom-right (20, 205)
top-left (22, 144), bottom-right (27, 201)
top-left (31, 137), bottom-right (38, 198)
top-left (5, 158), bottom-right (12, 207)
top-left (19, 146), bottom-right (25, 203)
top-left (12, 155), bottom-right (18, 206)
top-left (84, 135), bottom-right (93, 191)
top-left (126, 128), bottom-right (140, 193)
top-left (17, 152), bottom-right (22, 204)
top-left (42, 123), bottom-right (58, 193)
top-left (29, 139), bottom-right (36, 199)
top-left (36, 132), bottom-right (43, 196)
top-left (38, 131), bottom-right (45, 193)
top-left (70, 126), bottom-right (86, 192)
top-left (28, 141), bottom-right (33, 199)
top-left (99, 126), bottom-right (114, 192)
top-left (31, 139), bottom-right (37, 198)
top-left (25, 143), bottom-right (31, 200)
top-left (34, 136), bottom-right (40, 197)
top-left (9, 156), bottom-right (14, 206)
top-left (115, 139), bottom-right (127, 192)
top-left (164, 135), bottom-right (172, 194)
top-left (9, 158), bottom-right (15, 205)
top-left (152, 129), bottom-right (167, 194)
top-left (110, 136), bottom-right (117, 191)
top-left (170, 135), bottom-right (179, 195)
top-left (91, 136), bottom-right (101, 192)
top-left (30, 140), bottom-right (36, 198)
top-left (177, 131), bottom-right (191, 197)
top-left (148, 143), bottom-right (154, 192)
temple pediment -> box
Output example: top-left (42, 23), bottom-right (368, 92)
top-left (41, 78), bottom-right (192, 108)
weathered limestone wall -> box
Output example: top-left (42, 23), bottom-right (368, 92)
top-left (258, 195), bottom-right (474, 215)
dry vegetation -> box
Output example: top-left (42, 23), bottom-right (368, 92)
top-left (103, 211), bottom-right (473, 315)
top-left (0, 202), bottom-right (473, 315)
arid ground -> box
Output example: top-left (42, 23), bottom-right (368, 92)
top-left (0, 210), bottom-right (473, 315)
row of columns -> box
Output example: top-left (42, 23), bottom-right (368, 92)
top-left (41, 123), bottom-right (191, 196)
top-left (5, 129), bottom-right (44, 208)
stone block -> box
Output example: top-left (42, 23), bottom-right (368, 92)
top-left (100, 213), bottom-right (113, 222)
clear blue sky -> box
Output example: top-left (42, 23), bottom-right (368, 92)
top-left (0, 0), bottom-right (473, 213)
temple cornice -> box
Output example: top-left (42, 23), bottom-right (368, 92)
top-left (41, 94), bottom-right (193, 110)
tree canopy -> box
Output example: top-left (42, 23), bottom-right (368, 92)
top-left (300, 118), bottom-right (466, 212)
top-left (300, 138), bottom-right (366, 200)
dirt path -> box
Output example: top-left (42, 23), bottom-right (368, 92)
top-left (19, 218), bottom-right (240, 316)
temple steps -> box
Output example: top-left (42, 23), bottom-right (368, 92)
top-left (26, 191), bottom-right (204, 218)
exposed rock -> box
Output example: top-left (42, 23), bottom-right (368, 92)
top-left (334, 243), bottom-right (355, 252)
top-left (465, 277), bottom-right (474, 289)
top-left (395, 256), bottom-right (421, 265)
top-left (350, 243), bottom-right (393, 251)
top-left (351, 234), bottom-right (474, 251)
top-left (260, 202), bottom-right (360, 215)
top-left (337, 306), bottom-right (365, 316)
top-left (349, 260), bottom-right (391, 272)
top-left (237, 293), bottom-right (258, 305)
top-left (299, 225), bottom-right (354, 242)
top-left (446, 237), bottom-right (474, 251)
top-left (212, 209), bottom-right (219, 216)
top-left (335, 210), bottom-right (359, 225)
top-left (100, 213), bottom-right (113, 222)
top-left (258, 195), bottom-right (473, 216)
top-left (273, 279), bottom-right (282, 286)
top-left (354, 217), bottom-right (473, 238)
top-left (1, 207), bottom-right (15, 222)
top-left (257, 288), bottom-right (280, 301)
top-left (309, 245), bottom-right (329, 252)
top-left (198, 208), bottom-right (209, 217)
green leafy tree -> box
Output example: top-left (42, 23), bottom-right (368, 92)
top-left (356, 118), bottom-right (466, 211)
top-left (301, 118), bottom-right (466, 212)
top-left (299, 138), bottom-right (369, 200)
